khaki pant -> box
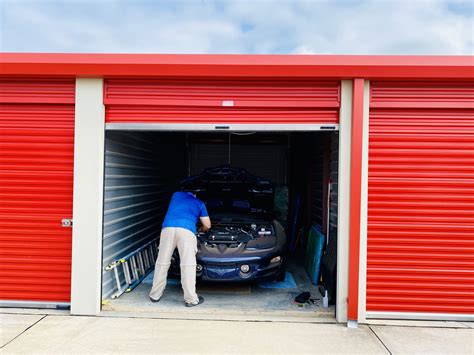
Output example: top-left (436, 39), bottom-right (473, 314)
top-left (149, 227), bottom-right (199, 304)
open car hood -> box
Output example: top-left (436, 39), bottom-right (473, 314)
top-left (179, 165), bottom-right (275, 215)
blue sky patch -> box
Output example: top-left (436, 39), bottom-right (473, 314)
top-left (0, 0), bottom-right (472, 54)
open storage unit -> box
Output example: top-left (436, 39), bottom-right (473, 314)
top-left (98, 77), bottom-right (343, 317)
top-left (101, 129), bottom-right (340, 318)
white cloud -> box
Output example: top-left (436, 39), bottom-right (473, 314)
top-left (0, 0), bottom-right (472, 54)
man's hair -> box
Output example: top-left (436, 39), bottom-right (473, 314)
top-left (180, 187), bottom-right (197, 197)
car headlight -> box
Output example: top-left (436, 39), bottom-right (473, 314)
top-left (240, 264), bottom-right (250, 273)
top-left (270, 256), bottom-right (281, 263)
top-left (196, 264), bottom-right (203, 272)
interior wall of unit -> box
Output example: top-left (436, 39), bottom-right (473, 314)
top-left (309, 136), bottom-right (325, 229)
top-left (329, 132), bottom-right (339, 242)
top-left (321, 132), bottom-right (339, 303)
top-left (187, 133), bottom-right (288, 184)
top-left (102, 131), bottom-right (186, 299)
top-left (288, 131), bottom-right (339, 302)
top-left (288, 132), bottom-right (337, 235)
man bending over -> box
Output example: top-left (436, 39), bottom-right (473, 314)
top-left (149, 190), bottom-right (211, 306)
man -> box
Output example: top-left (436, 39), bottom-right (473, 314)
top-left (149, 190), bottom-right (211, 306)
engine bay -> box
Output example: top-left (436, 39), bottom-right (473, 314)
top-left (198, 223), bottom-right (274, 245)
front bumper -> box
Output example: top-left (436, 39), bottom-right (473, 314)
top-left (200, 257), bottom-right (283, 282)
top-left (170, 256), bottom-right (284, 282)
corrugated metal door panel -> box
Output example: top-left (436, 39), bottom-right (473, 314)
top-left (0, 79), bottom-right (75, 104)
top-left (0, 81), bottom-right (75, 303)
top-left (371, 81), bottom-right (474, 109)
top-left (367, 105), bottom-right (474, 315)
top-left (106, 106), bottom-right (340, 124)
top-left (105, 79), bottom-right (341, 107)
top-left (105, 79), bottom-right (340, 124)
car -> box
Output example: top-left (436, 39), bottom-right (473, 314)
top-left (169, 165), bottom-right (287, 282)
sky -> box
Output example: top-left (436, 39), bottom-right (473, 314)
top-left (0, 0), bottom-right (473, 55)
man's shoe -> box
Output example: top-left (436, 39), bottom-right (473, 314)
top-left (149, 296), bottom-right (161, 303)
top-left (185, 296), bottom-right (204, 307)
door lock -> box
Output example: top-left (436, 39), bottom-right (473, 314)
top-left (62, 218), bottom-right (73, 227)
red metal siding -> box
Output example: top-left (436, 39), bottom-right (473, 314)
top-left (371, 81), bottom-right (474, 109)
top-left (0, 79), bottom-right (75, 303)
top-left (367, 82), bottom-right (474, 315)
top-left (0, 78), bottom-right (75, 104)
top-left (105, 79), bottom-right (340, 124)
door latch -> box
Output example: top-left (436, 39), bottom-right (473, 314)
top-left (62, 218), bottom-right (73, 227)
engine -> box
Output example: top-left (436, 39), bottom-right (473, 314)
top-left (198, 223), bottom-right (274, 247)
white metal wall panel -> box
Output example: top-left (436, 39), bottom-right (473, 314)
top-left (102, 132), bottom-right (162, 298)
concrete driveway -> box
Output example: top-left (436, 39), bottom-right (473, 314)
top-left (1, 311), bottom-right (473, 354)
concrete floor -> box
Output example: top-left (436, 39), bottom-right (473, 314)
top-left (102, 260), bottom-right (335, 322)
top-left (0, 314), bottom-right (44, 348)
top-left (3, 260), bottom-right (471, 354)
top-left (1, 312), bottom-right (473, 354)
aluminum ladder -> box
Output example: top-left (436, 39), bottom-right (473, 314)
top-left (104, 239), bottom-right (159, 299)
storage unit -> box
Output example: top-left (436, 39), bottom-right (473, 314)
top-left (102, 78), bottom-right (343, 307)
top-left (0, 79), bottom-right (75, 306)
top-left (101, 130), bottom-right (338, 306)
top-left (366, 81), bottom-right (474, 316)
top-left (0, 54), bottom-right (472, 324)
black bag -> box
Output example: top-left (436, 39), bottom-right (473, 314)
top-left (294, 292), bottom-right (311, 304)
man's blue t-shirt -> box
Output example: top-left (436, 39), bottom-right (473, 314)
top-left (162, 191), bottom-right (209, 234)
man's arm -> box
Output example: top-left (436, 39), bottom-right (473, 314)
top-left (199, 216), bottom-right (211, 232)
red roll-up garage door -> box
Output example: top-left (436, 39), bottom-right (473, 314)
top-left (367, 81), bottom-right (474, 315)
top-left (0, 79), bottom-right (75, 304)
top-left (104, 79), bottom-right (340, 125)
